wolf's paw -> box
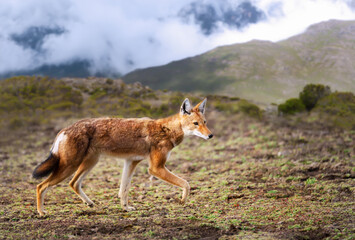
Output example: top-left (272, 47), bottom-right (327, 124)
top-left (38, 210), bottom-right (47, 216)
top-left (123, 206), bottom-right (136, 211)
top-left (174, 197), bottom-right (186, 205)
top-left (179, 199), bottom-right (187, 205)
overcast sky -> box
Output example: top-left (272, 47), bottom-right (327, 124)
top-left (1, 0), bottom-right (355, 76)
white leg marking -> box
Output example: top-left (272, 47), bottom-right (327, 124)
top-left (119, 159), bottom-right (140, 211)
top-left (75, 170), bottom-right (94, 206)
top-left (149, 175), bottom-right (155, 187)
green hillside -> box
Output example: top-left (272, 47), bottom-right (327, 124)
top-left (123, 20), bottom-right (355, 104)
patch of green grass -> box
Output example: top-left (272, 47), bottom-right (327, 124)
top-left (305, 177), bottom-right (317, 185)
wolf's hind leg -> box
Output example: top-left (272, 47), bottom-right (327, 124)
top-left (37, 165), bottom-right (77, 216)
top-left (69, 154), bottom-right (99, 206)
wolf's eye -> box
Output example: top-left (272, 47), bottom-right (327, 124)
top-left (204, 120), bottom-right (206, 124)
top-left (193, 122), bottom-right (199, 126)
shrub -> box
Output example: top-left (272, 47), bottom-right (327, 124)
top-left (214, 101), bottom-right (238, 114)
top-left (238, 100), bottom-right (263, 119)
top-left (299, 84), bottom-right (331, 111)
top-left (278, 98), bottom-right (306, 115)
top-left (313, 92), bottom-right (355, 129)
top-left (106, 78), bottom-right (114, 85)
top-left (215, 99), bottom-right (262, 119)
top-left (316, 92), bottom-right (355, 114)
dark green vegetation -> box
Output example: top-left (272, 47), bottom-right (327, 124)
top-left (0, 77), bottom-right (354, 239)
top-left (211, 96), bottom-right (262, 119)
top-left (299, 84), bottom-right (331, 111)
top-left (312, 92), bottom-right (355, 130)
top-left (278, 98), bottom-right (306, 115)
top-left (123, 20), bottom-right (355, 104)
top-left (278, 84), bottom-right (355, 130)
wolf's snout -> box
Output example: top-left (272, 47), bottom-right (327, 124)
top-left (208, 134), bottom-right (213, 139)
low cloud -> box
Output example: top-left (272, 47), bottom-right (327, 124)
top-left (0, 0), bottom-right (354, 77)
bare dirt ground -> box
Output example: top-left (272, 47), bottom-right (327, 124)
top-left (0, 113), bottom-right (354, 239)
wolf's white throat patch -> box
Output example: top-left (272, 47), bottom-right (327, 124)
top-left (51, 132), bottom-right (66, 154)
top-left (182, 128), bottom-right (193, 137)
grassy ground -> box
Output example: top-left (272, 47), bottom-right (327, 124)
top-left (0, 110), bottom-right (354, 239)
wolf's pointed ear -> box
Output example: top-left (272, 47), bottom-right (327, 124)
top-left (180, 98), bottom-right (192, 115)
top-left (194, 98), bottom-right (207, 114)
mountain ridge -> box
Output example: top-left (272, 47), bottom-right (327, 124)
top-left (123, 20), bottom-right (355, 104)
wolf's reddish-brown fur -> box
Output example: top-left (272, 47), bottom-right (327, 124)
top-left (33, 98), bottom-right (212, 216)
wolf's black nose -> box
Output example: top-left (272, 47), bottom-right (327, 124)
top-left (208, 134), bottom-right (214, 139)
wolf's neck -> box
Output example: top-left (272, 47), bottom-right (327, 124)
top-left (157, 114), bottom-right (184, 147)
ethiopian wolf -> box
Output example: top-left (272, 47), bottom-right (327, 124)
top-left (32, 98), bottom-right (213, 216)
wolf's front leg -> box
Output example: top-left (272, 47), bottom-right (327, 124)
top-left (119, 159), bottom-right (141, 211)
top-left (149, 166), bottom-right (190, 203)
top-left (149, 148), bottom-right (190, 204)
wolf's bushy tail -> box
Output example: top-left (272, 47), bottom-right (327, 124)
top-left (32, 153), bottom-right (60, 179)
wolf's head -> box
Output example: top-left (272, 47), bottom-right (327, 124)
top-left (179, 98), bottom-right (213, 140)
